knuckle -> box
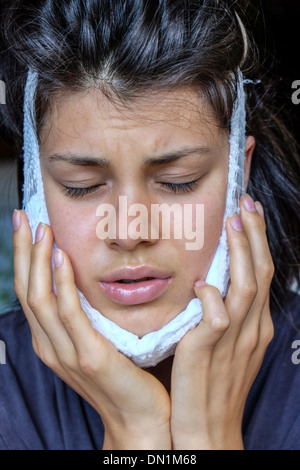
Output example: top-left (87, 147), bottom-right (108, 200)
top-left (58, 355), bottom-right (77, 373)
top-left (32, 340), bottom-right (55, 368)
top-left (241, 279), bottom-right (258, 301)
top-left (251, 215), bottom-right (264, 230)
top-left (211, 314), bottom-right (231, 333)
top-left (26, 291), bottom-right (41, 311)
top-left (262, 260), bottom-right (275, 283)
top-left (242, 330), bottom-right (259, 353)
top-left (78, 355), bottom-right (98, 376)
top-left (26, 287), bottom-right (48, 312)
top-left (236, 234), bottom-right (250, 252)
top-left (12, 239), bottom-right (23, 257)
top-left (262, 319), bottom-right (275, 345)
top-left (53, 275), bottom-right (65, 288)
top-left (57, 308), bottom-right (72, 326)
top-left (201, 285), bottom-right (221, 302)
top-left (14, 278), bottom-right (26, 300)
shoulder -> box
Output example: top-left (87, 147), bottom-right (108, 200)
top-left (0, 304), bottom-right (34, 371)
top-left (0, 303), bottom-right (31, 350)
top-left (0, 305), bottom-right (44, 448)
top-left (0, 304), bottom-right (104, 450)
top-left (243, 290), bottom-right (300, 450)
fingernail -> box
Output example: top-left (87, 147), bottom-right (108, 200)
top-left (35, 223), bottom-right (45, 243)
top-left (53, 249), bottom-right (63, 268)
top-left (230, 214), bottom-right (244, 231)
top-left (255, 201), bottom-right (265, 220)
top-left (194, 280), bottom-right (207, 287)
top-left (242, 194), bottom-right (257, 212)
top-left (12, 210), bottom-right (21, 231)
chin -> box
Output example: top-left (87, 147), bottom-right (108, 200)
top-left (78, 283), bottom-right (195, 336)
top-left (111, 297), bottom-right (194, 338)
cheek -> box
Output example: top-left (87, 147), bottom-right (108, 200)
top-left (173, 192), bottom-right (226, 279)
top-left (203, 193), bottom-right (226, 241)
top-left (46, 197), bottom-right (98, 262)
top-left (181, 191), bottom-right (225, 243)
top-left (51, 207), bottom-right (100, 287)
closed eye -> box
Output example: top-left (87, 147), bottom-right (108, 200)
top-left (61, 177), bottom-right (201, 198)
top-left (62, 184), bottom-right (105, 198)
top-left (157, 178), bottom-right (201, 194)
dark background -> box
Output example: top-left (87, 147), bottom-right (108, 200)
top-left (250, 0), bottom-right (300, 137)
top-left (0, 0), bottom-right (300, 313)
top-left (256, 0), bottom-right (299, 81)
top-left (1, 0), bottom-right (300, 153)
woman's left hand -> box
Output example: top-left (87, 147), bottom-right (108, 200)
top-left (170, 194), bottom-right (275, 450)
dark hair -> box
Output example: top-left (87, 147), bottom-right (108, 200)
top-left (1, 0), bottom-right (299, 315)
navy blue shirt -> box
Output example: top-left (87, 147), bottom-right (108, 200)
top-left (0, 291), bottom-right (300, 450)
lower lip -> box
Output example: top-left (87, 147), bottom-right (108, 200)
top-left (99, 278), bottom-right (172, 305)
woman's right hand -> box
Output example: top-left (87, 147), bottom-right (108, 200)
top-left (12, 210), bottom-right (171, 450)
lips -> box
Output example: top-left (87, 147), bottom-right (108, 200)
top-left (115, 277), bottom-right (156, 284)
top-left (99, 266), bottom-right (172, 305)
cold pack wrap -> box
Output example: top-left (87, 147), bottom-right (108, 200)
top-left (23, 69), bottom-right (246, 367)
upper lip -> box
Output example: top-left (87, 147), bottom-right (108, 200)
top-left (99, 266), bottom-right (172, 283)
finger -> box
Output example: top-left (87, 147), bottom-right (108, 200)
top-left (257, 292), bottom-right (274, 351)
top-left (12, 211), bottom-right (57, 358)
top-left (239, 195), bottom-right (274, 300)
top-left (13, 210), bottom-right (33, 305)
top-left (224, 212), bottom-right (257, 326)
top-left (53, 248), bottom-right (109, 359)
top-left (28, 223), bottom-right (54, 306)
top-left (27, 223), bottom-right (76, 358)
top-left (225, 195), bottom-right (274, 354)
top-left (237, 293), bottom-right (274, 384)
top-left (235, 196), bottom-right (274, 335)
top-left (13, 211), bottom-right (43, 333)
top-left (179, 282), bottom-right (230, 356)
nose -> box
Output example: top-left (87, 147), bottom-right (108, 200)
top-left (96, 195), bottom-right (159, 251)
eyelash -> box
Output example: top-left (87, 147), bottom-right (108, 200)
top-left (62, 178), bottom-right (201, 199)
top-left (62, 184), bottom-right (105, 199)
top-left (157, 179), bottom-right (200, 194)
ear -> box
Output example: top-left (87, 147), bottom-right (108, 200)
top-left (244, 135), bottom-right (255, 190)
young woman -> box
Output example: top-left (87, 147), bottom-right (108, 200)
top-left (0, 0), bottom-right (300, 450)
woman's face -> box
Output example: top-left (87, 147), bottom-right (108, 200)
top-left (39, 87), bottom-right (249, 337)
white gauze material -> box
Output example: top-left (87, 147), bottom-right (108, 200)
top-left (23, 69), bottom-right (246, 368)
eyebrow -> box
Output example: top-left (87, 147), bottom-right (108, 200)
top-left (47, 153), bottom-right (110, 168)
top-left (46, 146), bottom-right (211, 168)
top-left (144, 146), bottom-right (211, 166)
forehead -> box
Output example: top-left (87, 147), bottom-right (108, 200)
top-left (40, 86), bottom-right (226, 153)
